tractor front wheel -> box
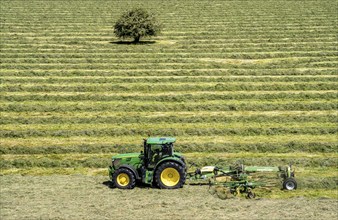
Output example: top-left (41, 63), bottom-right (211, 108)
top-left (113, 168), bottom-right (136, 189)
top-left (155, 162), bottom-right (185, 189)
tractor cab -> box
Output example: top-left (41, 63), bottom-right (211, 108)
top-left (143, 137), bottom-right (175, 168)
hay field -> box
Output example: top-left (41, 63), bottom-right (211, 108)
top-left (0, 0), bottom-right (337, 219)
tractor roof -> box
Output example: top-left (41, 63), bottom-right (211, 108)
top-left (146, 137), bottom-right (176, 145)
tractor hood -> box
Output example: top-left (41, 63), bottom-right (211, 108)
top-left (112, 153), bottom-right (140, 160)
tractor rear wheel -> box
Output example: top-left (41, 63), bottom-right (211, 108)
top-left (155, 162), bottom-right (185, 189)
top-left (113, 168), bottom-right (136, 189)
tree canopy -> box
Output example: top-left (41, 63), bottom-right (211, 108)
top-left (114, 8), bottom-right (161, 43)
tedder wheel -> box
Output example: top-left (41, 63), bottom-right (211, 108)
top-left (283, 177), bottom-right (297, 190)
top-left (246, 191), bottom-right (256, 199)
top-left (155, 162), bottom-right (185, 189)
top-left (113, 168), bottom-right (136, 189)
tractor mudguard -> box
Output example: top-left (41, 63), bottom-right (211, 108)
top-left (118, 165), bottom-right (141, 180)
top-left (154, 158), bottom-right (186, 172)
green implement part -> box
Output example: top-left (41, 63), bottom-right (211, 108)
top-left (244, 166), bottom-right (279, 172)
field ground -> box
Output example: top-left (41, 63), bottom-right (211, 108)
top-left (1, 175), bottom-right (337, 220)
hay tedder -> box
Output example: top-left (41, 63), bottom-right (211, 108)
top-left (187, 163), bottom-right (297, 198)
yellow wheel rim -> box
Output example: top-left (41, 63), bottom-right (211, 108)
top-left (116, 173), bottom-right (130, 186)
top-left (160, 168), bottom-right (180, 187)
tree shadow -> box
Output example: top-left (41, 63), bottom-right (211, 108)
top-left (109, 40), bottom-right (156, 45)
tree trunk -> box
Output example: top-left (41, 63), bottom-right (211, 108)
top-left (134, 36), bottom-right (140, 43)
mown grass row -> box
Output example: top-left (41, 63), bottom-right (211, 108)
top-left (2, 18), bottom-right (335, 25)
top-left (1, 26), bottom-right (335, 34)
top-left (1, 24), bottom-right (336, 32)
top-left (2, 37), bottom-right (336, 44)
top-left (1, 43), bottom-right (337, 53)
top-left (1, 134), bottom-right (336, 154)
top-left (1, 52), bottom-right (337, 61)
top-left (1, 61), bottom-right (336, 70)
top-left (1, 28), bottom-right (335, 37)
top-left (1, 134), bottom-right (332, 146)
top-left (8, 27), bottom-right (336, 33)
top-left (1, 43), bottom-right (336, 51)
top-left (1, 124), bottom-right (336, 139)
top-left (3, 14), bottom-right (333, 25)
top-left (2, 17), bottom-right (335, 24)
top-left (2, 92), bottom-right (336, 102)
top-left (1, 101), bottom-right (336, 112)
top-left (1, 50), bottom-right (337, 59)
top-left (2, 82), bottom-right (337, 92)
top-left (2, 121), bottom-right (334, 129)
top-left (0, 62), bottom-right (336, 72)
top-left (1, 23), bottom-right (336, 29)
top-left (2, 75), bottom-right (337, 83)
top-left (14, 37), bottom-right (327, 44)
top-left (1, 112), bottom-right (336, 124)
top-left (1, 69), bottom-right (336, 77)
top-left (1, 57), bottom-right (337, 67)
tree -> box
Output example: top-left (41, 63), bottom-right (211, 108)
top-left (114, 8), bottom-right (161, 43)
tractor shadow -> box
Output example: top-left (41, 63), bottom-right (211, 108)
top-left (102, 180), bottom-right (114, 189)
top-left (109, 40), bottom-right (156, 45)
top-left (102, 180), bottom-right (152, 189)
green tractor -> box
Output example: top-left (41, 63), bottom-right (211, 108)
top-left (108, 137), bottom-right (186, 189)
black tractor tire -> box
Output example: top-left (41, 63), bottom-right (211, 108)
top-left (283, 177), bottom-right (297, 190)
top-left (155, 162), bottom-right (186, 189)
top-left (113, 168), bottom-right (136, 189)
